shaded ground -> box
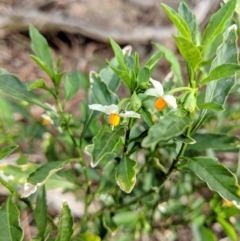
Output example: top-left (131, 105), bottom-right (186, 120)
top-left (0, 0), bottom-right (220, 79)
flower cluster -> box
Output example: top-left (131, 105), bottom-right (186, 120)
top-left (88, 44), bottom-right (177, 127)
top-left (88, 76), bottom-right (177, 127)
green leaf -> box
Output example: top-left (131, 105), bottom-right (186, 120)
top-left (0, 195), bottom-right (23, 241)
top-left (187, 133), bottom-right (239, 151)
top-left (90, 71), bottom-right (118, 105)
top-left (54, 71), bottom-right (66, 88)
top-left (108, 37), bottom-right (126, 71)
top-left (97, 160), bottom-right (118, 194)
top-left (99, 58), bottom-right (121, 92)
top-left (144, 51), bottom-right (162, 73)
top-left (198, 102), bottom-right (224, 112)
top-left (115, 156), bottom-right (136, 193)
top-left (0, 96), bottom-right (14, 129)
top-left (27, 79), bottom-right (49, 91)
top-left (153, 43), bottom-right (183, 85)
top-left (30, 55), bottom-right (53, 79)
top-left (142, 112), bottom-right (192, 148)
top-left (103, 212), bottom-right (118, 234)
top-left (192, 224), bottom-right (217, 241)
top-left (76, 233), bottom-right (101, 241)
top-left (201, 64), bottom-right (240, 84)
top-left (140, 106), bottom-right (154, 127)
top-left (0, 145), bottom-right (18, 160)
top-left (137, 67), bottom-right (150, 86)
top-left (113, 211), bottom-right (139, 227)
top-left (201, 0), bottom-right (236, 53)
top-left (22, 160), bottom-right (68, 197)
top-left (90, 125), bottom-right (125, 167)
top-left (46, 174), bottom-right (76, 190)
top-left (134, 52), bottom-right (140, 74)
top-left (107, 61), bottom-right (132, 90)
top-left (178, 2), bottom-right (200, 44)
top-left (224, 0), bottom-right (240, 14)
top-left (81, 86), bottom-right (100, 139)
top-left (161, 4), bottom-right (191, 40)
top-left (217, 217), bottom-right (237, 241)
top-left (0, 163), bottom-right (37, 184)
top-left (27, 160), bottom-right (67, 185)
top-left (56, 202), bottom-right (73, 241)
top-left (173, 36), bottom-right (202, 69)
top-left (125, 56), bottom-right (135, 71)
top-left (174, 135), bottom-right (196, 144)
top-left (197, 25), bottom-right (238, 128)
top-left (185, 157), bottom-right (240, 204)
top-left (0, 68), bottom-right (49, 109)
top-left (34, 186), bottom-right (47, 239)
top-left (29, 25), bottom-right (53, 75)
top-left (64, 70), bottom-right (84, 102)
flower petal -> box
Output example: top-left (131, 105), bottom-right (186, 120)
top-left (104, 104), bottom-right (119, 114)
top-left (88, 104), bottom-right (107, 113)
top-left (150, 78), bottom-right (164, 97)
top-left (122, 45), bottom-right (132, 56)
top-left (145, 88), bottom-right (159, 97)
top-left (163, 95), bottom-right (177, 110)
top-left (120, 111), bottom-right (141, 118)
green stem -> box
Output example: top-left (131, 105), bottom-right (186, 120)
top-left (52, 79), bottom-right (92, 223)
top-left (190, 109), bottom-right (207, 134)
top-left (189, 65), bottom-right (196, 89)
top-left (166, 87), bottom-right (193, 95)
top-left (66, 121), bottom-right (91, 221)
top-left (56, 95), bottom-right (63, 114)
top-left (123, 118), bottom-right (134, 154)
top-left (0, 176), bottom-right (18, 195)
top-left (57, 94), bottom-right (91, 224)
top-left (118, 98), bottom-right (130, 109)
top-left (79, 112), bottom-right (93, 148)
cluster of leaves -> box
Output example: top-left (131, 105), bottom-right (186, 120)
top-left (0, 0), bottom-right (240, 240)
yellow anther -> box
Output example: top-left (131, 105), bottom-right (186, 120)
top-left (109, 114), bottom-right (121, 126)
top-left (154, 97), bottom-right (167, 111)
top-left (42, 118), bottom-right (52, 125)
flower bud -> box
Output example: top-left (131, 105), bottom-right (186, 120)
top-left (130, 92), bottom-right (142, 111)
top-left (138, 82), bottom-right (149, 91)
top-left (183, 91), bottom-right (196, 113)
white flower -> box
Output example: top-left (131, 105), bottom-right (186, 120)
top-left (122, 45), bottom-right (132, 56)
top-left (41, 103), bottom-right (62, 133)
top-left (88, 104), bottom-right (140, 126)
top-left (41, 113), bottom-right (54, 125)
top-left (145, 78), bottom-right (177, 111)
